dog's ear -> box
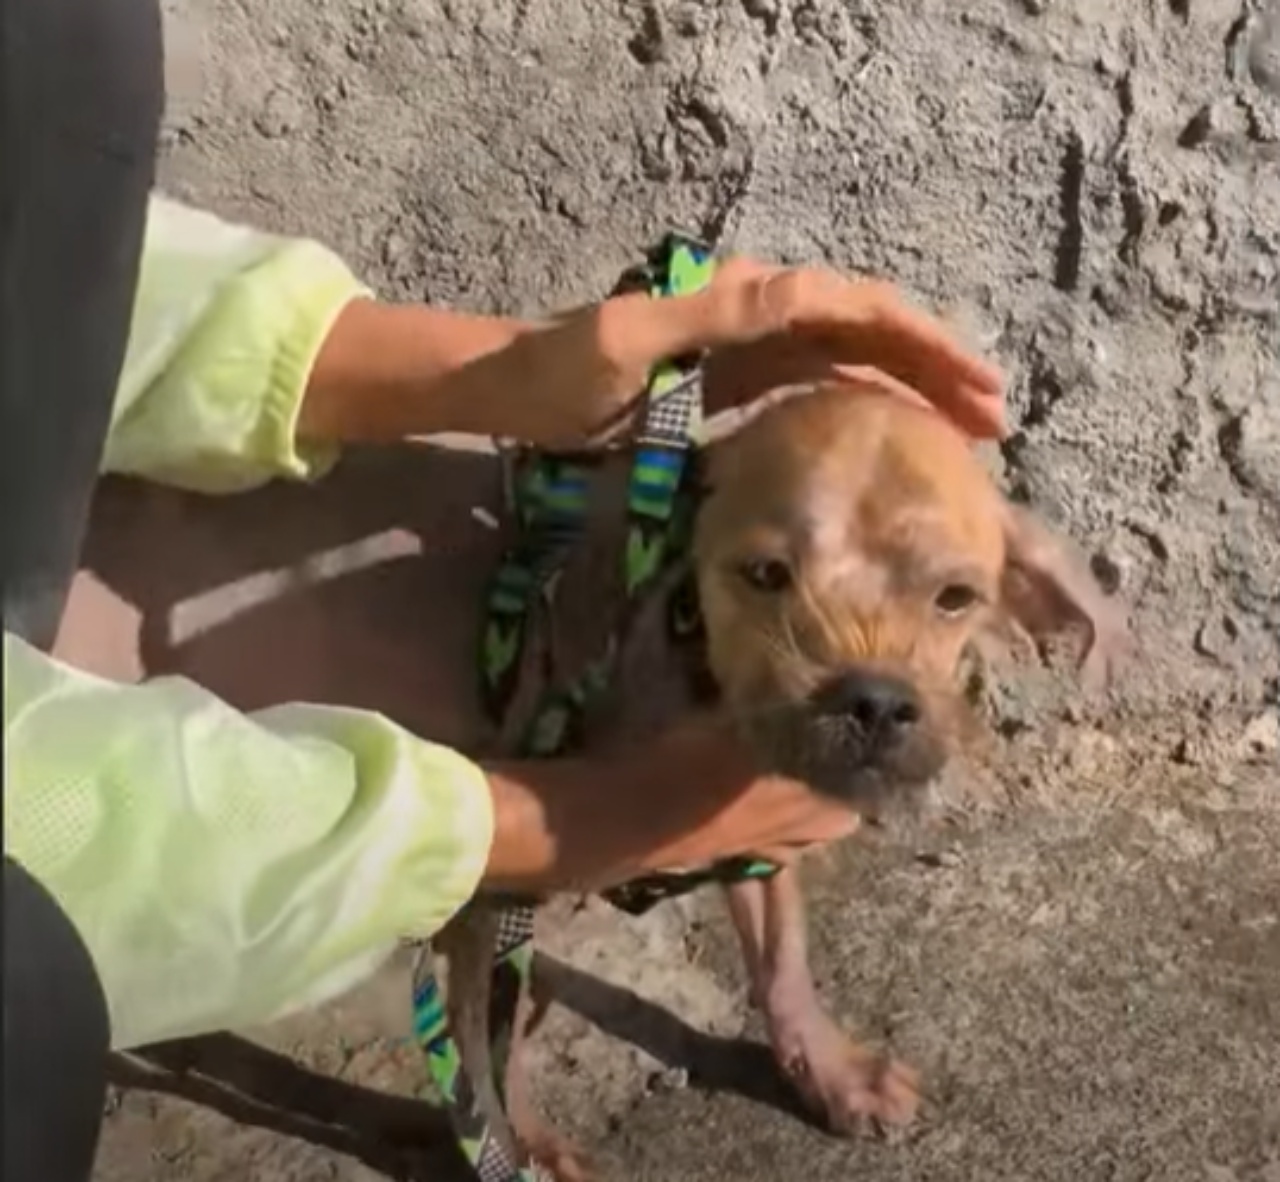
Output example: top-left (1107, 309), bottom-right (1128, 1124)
top-left (993, 504), bottom-right (1133, 692)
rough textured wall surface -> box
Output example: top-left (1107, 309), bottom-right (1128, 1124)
top-left (97, 2), bottom-right (1278, 1181)
top-left (160, 0), bottom-right (1279, 772)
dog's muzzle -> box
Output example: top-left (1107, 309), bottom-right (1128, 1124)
top-left (747, 667), bottom-right (947, 814)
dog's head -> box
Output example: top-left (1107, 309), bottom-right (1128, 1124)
top-left (692, 382), bottom-right (1128, 817)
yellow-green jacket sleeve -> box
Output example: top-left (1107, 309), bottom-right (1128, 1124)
top-left (3, 634), bottom-right (494, 1051)
top-left (104, 195), bottom-right (370, 492)
top-left (3, 196), bottom-right (494, 1049)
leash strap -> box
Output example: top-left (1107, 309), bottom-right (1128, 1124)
top-left (415, 235), bottom-right (774, 1182)
top-left (479, 454), bottom-right (593, 725)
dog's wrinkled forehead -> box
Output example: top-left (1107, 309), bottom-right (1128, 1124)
top-left (699, 387), bottom-right (1006, 582)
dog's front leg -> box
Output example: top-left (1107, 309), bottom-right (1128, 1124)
top-left (503, 983), bottom-right (594, 1182)
top-left (725, 868), bottom-right (920, 1134)
top-left (440, 907), bottom-right (595, 1182)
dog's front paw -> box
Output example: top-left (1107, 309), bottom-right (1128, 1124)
top-left (513, 1105), bottom-right (596, 1182)
top-left (770, 1010), bottom-right (920, 1135)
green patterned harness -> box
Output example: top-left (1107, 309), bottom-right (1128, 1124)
top-left (412, 235), bottom-right (775, 1182)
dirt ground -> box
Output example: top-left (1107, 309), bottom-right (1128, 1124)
top-left (95, 0), bottom-right (1278, 1180)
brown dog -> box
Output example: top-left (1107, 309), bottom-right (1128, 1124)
top-left (689, 383), bottom-right (1125, 1136)
top-left (439, 381), bottom-right (1127, 1176)
top-left (59, 380), bottom-right (1125, 1179)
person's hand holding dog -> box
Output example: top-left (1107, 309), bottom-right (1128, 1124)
top-left (480, 720), bottom-right (865, 893)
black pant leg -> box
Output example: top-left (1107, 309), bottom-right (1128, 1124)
top-left (0, 0), bottom-right (164, 648)
top-left (3, 857), bottom-right (113, 1182)
top-left (2, 0), bottom-right (163, 1177)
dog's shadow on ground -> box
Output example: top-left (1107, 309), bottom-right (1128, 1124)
top-left (112, 955), bottom-right (808, 1180)
top-left (534, 954), bottom-right (810, 1122)
top-left (77, 443), bottom-right (809, 1176)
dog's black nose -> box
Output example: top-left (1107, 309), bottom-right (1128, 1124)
top-left (813, 669), bottom-right (923, 739)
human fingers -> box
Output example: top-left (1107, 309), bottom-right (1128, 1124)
top-left (696, 264), bottom-right (1005, 439)
top-left (762, 270), bottom-right (1006, 438)
top-left (585, 260), bottom-right (1004, 441)
top-left (662, 773), bottom-right (860, 871)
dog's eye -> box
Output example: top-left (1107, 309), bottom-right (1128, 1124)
top-left (738, 558), bottom-right (793, 593)
top-left (935, 583), bottom-right (981, 616)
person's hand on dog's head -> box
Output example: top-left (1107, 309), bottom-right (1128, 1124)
top-left (693, 259), bottom-right (1007, 441)
top-left (565, 257), bottom-right (1006, 446)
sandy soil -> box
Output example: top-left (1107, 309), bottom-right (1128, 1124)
top-left (94, 1), bottom-right (1278, 1180)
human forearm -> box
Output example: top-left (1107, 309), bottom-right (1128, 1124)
top-left (297, 298), bottom-right (536, 443)
top-left (110, 199), bottom-right (729, 484)
top-left (480, 722), bottom-right (853, 894)
top-left (3, 634), bottom-right (494, 1050)
top-left (480, 726), bottom-right (753, 893)
top-left (296, 289), bottom-right (726, 450)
